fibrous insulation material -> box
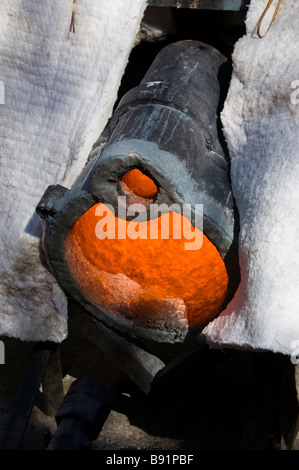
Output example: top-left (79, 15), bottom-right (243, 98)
top-left (0, 0), bottom-right (147, 342)
top-left (203, 0), bottom-right (299, 355)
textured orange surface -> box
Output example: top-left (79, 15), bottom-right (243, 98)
top-left (64, 203), bottom-right (228, 331)
top-left (121, 169), bottom-right (158, 199)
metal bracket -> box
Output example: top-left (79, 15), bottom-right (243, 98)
top-left (36, 184), bottom-right (68, 219)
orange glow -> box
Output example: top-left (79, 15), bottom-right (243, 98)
top-left (64, 203), bottom-right (228, 332)
top-left (121, 169), bottom-right (158, 199)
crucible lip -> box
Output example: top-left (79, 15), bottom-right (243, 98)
top-left (89, 140), bottom-right (234, 258)
top-left (90, 150), bottom-right (188, 224)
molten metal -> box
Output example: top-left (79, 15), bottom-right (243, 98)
top-left (64, 203), bottom-right (228, 331)
top-left (121, 169), bottom-right (158, 200)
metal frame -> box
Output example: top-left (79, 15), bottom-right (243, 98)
top-left (148, 0), bottom-right (250, 11)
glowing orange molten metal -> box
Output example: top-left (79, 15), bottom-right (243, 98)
top-left (64, 203), bottom-right (228, 332)
top-left (121, 169), bottom-right (158, 199)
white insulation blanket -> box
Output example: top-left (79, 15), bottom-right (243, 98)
top-left (204, 0), bottom-right (299, 356)
top-left (0, 0), bottom-right (147, 342)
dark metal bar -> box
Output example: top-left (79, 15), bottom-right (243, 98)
top-left (0, 342), bottom-right (57, 450)
top-left (40, 346), bottom-right (64, 416)
top-left (151, 343), bottom-right (236, 397)
top-left (47, 377), bottom-right (115, 450)
top-left (148, 0), bottom-right (250, 11)
top-left (240, 352), bottom-right (299, 450)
